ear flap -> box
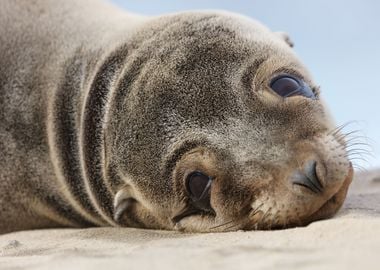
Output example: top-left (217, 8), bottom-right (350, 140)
top-left (275, 31), bottom-right (294, 48)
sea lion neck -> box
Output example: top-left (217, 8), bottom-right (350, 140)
top-left (49, 46), bottom-right (131, 226)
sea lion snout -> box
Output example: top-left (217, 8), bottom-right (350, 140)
top-left (170, 135), bottom-right (352, 232)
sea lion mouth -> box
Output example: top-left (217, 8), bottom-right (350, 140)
top-left (242, 164), bottom-right (354, 231)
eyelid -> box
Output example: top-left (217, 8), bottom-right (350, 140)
top-left (270, 68), bottom-right (306, 82)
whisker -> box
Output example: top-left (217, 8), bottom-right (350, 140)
top-left (345, 149), bottom-right (373, 156)
top-left (209, 219), bottom-right (235, 231)
top-left (223, 222), bottom-right (241, 232)
top-left (247, 204), bottom-right (265, 230)
top-left (344, 136), bottom-right (373, 145)
top-left (339, 128), bottom-right (374, 170)
top-left (346, 147), bottom-right (373, 154)
top-left (258, 209), bottom-right (271, 230)
top-left (338, 132), bottom-right (375, 148)
top-left (272, 212), bottom-right (281, 229)
top-left (328, 121), bottom-right (358, 136)
top-left (269, 210), bottom-right (280, 230)
top-left (346, 156), bottom-right (370, 162)
top-left (346, 143), bottom-right (373, 152)
top-left (345, 141), bottom-right (373, 148)
top-left (348, 158), bottom-right (371, 170)
top-left (346, 155), bottom-right (373, 162)
top-left (249, 203), bottom-right (264, 218)
top-left (327, 122), bottom-right (350, 136)
top-left (346, 152), bottom-right (370, 158)
top-left (352, 164), bottom-right (367, 172)
top-left (345, 155), bottom-right (370, 163)
top-left (346, 147), bottom-right (372, 152)
top-left (336, 129), bottom-right (362, 138)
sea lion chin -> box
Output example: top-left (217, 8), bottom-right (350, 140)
top-left (0, 0), bottom-right (353, 234)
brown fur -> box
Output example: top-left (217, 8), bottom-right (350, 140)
top-left (0, 0), bottom-right (352, 234)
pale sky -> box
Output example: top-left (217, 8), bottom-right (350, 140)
top-left (112, 0), bottom-right (380, 169)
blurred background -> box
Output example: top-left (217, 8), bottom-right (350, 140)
top-left (112, 0), bottom-right (379, 169)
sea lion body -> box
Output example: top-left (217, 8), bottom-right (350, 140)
top-left (0, 0), bottom-right (148, 232)
top-left (0, 0), bottom-right (352, 234)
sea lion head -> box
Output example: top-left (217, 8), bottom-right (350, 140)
top-left (106, 11), bottom-right (353, 232)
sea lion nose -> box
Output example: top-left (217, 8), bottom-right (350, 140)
top-left (291, 160), bottom-right (324, 193)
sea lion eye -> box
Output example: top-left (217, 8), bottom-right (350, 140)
top-left (270, 75), bottom-right (316, 99)
top-left (186, 172), bottom-right (212, 200)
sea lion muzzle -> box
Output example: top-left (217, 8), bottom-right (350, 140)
top-left (169, 134), bottom-right (352, 232)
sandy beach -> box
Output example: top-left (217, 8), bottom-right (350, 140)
top-left (1, 169), bottom-right (379, 270)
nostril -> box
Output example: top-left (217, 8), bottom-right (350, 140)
top-left (292, 160), bottom-right (324, 194)
top-left (305, 160), bottom-right (324, 189)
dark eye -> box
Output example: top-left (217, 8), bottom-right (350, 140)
top-left (270, 75), bottom-right (316, 99)
top-left (186, 171), bottom-right (213, 212)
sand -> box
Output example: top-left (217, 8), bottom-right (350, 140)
top-left (1, 169), bottom-right (380, 270)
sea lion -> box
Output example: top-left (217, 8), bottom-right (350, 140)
top-left (0, 0), bottom-right (353, 234)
